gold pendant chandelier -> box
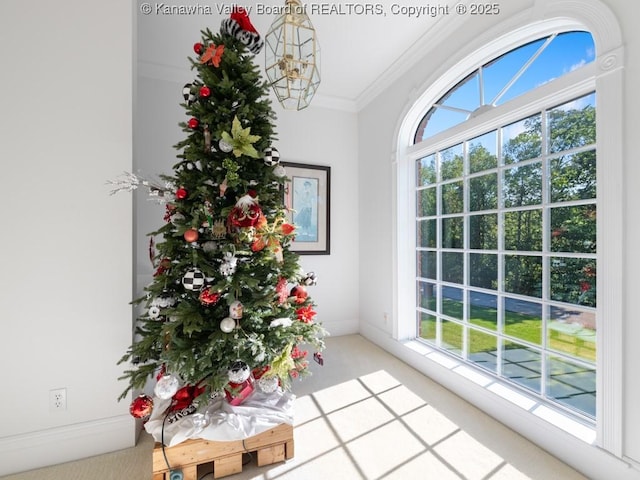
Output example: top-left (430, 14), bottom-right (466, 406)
top-left (264, 0), bottom-right (320, 110)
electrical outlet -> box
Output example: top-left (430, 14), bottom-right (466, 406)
top-left (50, 388), bottom-right (67, 411)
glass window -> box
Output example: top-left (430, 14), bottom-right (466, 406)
top-left (413, 86), bottom-right (597, 418)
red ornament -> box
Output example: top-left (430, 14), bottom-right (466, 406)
top-left (199, 85), bottom-right (211, 98)
top-left (290, 285), bottom-right (308, 304)
top-left (193, 42), bottom-right (204, 55)
top-left (229, 203), bottom-right (262, 227)
top-left (184, 228), bottom-right (199, 243)
top-left (129, 394), bottom-right (154, 419)
top-left (225, 377), bottom-right (255, 406)
top-left (153, 258), bottom-right (171, 277)
top-left (199, 288), bottom-right (221, 306)
top-left (171, 384), bottom-right (205, 411)
top-left (188, 118), bottom-right (199, 129)
top-left (176, 187), bottom-right (188, 200)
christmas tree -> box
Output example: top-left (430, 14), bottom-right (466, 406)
top-left (112, 9), bottom-right (326, 420)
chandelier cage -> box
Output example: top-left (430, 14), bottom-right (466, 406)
top-left (264, 0), bottom-right (321, 110)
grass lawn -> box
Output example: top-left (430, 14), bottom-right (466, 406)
top-left (419, 297), bottom-right (595, 362)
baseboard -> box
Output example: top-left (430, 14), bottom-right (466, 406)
top-left (0, 415), bottom-right (134, 477)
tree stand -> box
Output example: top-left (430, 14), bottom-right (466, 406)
top-left (152, 423), bottom-right (294, 479)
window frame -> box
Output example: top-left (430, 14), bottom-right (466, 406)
top-left (393, 20), bottom-right (624, 453)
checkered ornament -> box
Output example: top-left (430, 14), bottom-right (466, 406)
top-left (181, 268), bottom-right (206, 291)
top-left (263, 147), bottom-right (280, 166)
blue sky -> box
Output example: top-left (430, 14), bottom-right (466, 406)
top-left (420, 31), bottom-right (596, 140)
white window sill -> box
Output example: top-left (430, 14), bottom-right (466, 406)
top-left (402, 339), bottom-right (597, 444)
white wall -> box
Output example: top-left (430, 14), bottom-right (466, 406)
top-left (0, 0), bottom-right (134, 476)
top-left (358, 0), bottom-right (640, 478)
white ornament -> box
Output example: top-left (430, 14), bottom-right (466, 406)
top-left (154, 374), bottom-right (180, 399)
top-left (220, 317), bottom-right (236, 333)
top-left (228, 361), bottom-right (250, 383)
top-left (219, 139), bottom-right (233, 153)
top-left (229, 300), bottom-right (243, 319)
top-left (170, 212), bottom-right (185, 225)
top-left (219, 253), bottom-right (238, 276)
top-left (202, 241), bottom-right (217, 252)
top-left (269, 317), bottom-right (293, 328)
top-left (273, 165), bottom-right (286, 178)
top-left (257, 376), bottom-right (279, 394)
top-left (148, 306), bottom-right (161, 319)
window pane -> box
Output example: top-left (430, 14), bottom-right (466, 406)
top-left (417, 154), bottom-right (437, 186)
top-left (504, 209), bottom-right (542, 251)
top-left (548, 93), bottom-right (596, 154)
top-left (484, 38), bottom-right (547, 105)
top-left (504, 255), bottom-right (542, 298)
top-left (469, 131), bottom-right (497, 173)
top-left (550, 257), bottom-right (596, 307)
top-left (440, 72), bottom-right (480, 112)
top-left (550, 205), bottom-right (596, 253)
top-left (502, 114), bottom-right (542, 164)
top-left (469, 328), bottom-right (498, 373)
top-left (441, 319), bottom-right (463, 356)
top-left (503, 163), bottom-right (542, 207)
top-left (442, 286), bottom-right (463, 320)
top-left (469, 291), bottom-right (497, 330)
top-left (498, 32), bottom-right (595, 106)
top-left (418, 250), bottom-right (437, 279)
top-left (550, 151), bottom-right (596, 202)
top-left (469, 173), bottom-right (498, 211)
top-left (470, 214), bottom-right (497, 250)
top-left (418, 281), bottom-right (437, 311)
top-left (417, 187), bottom-right (436, 217)
top-left (442, 181), bottom-right (464, 214)
top-left (415, 107), bottom-right (468, 142)
top-left (418, 311), bottom-right (437, 341)
top-left (442, 216), bottom-right (463, 248)
top-left (502, 341), bottom-right (541, 393)
top-left (440, 144), bottom-right (464, 180)
top-left (504, 298), bottom-right (542, 345)
top-left (547, 355), bottom-right (595, 418)
top-left (442, 252), bottom-right (464, 284)
top-left (469, 253), bottom-right (497, 290)
top-left (417, 219), bottom-right (437, 248)
top-left (548, 306), bottom-right (596, 362)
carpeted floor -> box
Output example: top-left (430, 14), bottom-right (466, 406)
top-left (0, 334), bottom-right (588, 480)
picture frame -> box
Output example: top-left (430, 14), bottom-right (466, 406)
top-left (282, 162), bottom-right (331, 255)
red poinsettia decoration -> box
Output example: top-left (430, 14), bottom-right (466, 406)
top-left (200, 44), bottom-right (225, 67)
top-left (296, 305), bottom-right (316, 323)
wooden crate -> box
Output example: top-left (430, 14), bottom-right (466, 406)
top-left (152, 423), bottom-right (294, 480)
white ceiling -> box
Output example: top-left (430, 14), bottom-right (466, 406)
top-left (137, 0), bottom-right (461, 111)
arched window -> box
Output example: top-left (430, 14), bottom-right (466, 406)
top-left (410, 31), bottom-right (597, 420)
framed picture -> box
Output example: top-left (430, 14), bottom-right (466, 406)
top-left (282, 162), bottom-right (331, 255)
